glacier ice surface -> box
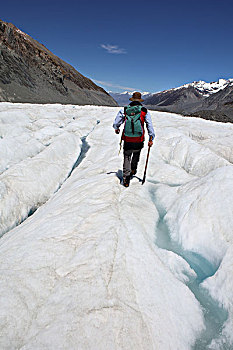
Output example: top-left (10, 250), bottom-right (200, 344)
top-left (0, 103), bottom-right (233, 349)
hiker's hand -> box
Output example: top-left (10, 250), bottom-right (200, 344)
top-left (115, 129), bottom-right (120, 134)
top-left (148, 140), bottom-right (153, 147)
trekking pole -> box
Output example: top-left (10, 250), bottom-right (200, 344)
top-left (118, 130), bottom-right (124, 155)
top-left (142, 136), bottom-right (152, 185)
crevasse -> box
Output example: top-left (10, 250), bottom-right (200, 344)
top-left (150, 188), bottom-right (229, 350)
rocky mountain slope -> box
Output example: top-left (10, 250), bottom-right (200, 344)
top-left (144, 79), bottom-right (233, 123)
top-left (0, 20), bottom-right (117, 106)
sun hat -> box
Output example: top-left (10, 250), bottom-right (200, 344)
top-left (129, 92), bottom-right (144, 102)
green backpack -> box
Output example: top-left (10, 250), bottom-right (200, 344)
top-left (124, 105), bottom-right (143, 137)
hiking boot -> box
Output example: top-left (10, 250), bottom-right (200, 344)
top-left (130, 169), bottom-right (137, 177)
top-left (123, 175), bottom-right (130, 187)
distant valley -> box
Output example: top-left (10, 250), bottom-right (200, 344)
top-left (108, 91), bottom-right (152, 106)
top-left (110, 79), bottom-right (233, 123)
top-left (1, 18), bottom-right (232, 122)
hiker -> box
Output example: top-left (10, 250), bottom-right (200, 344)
top-left (113, 92), bottom-right (155, 187)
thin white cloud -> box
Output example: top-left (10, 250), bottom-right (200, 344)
top-left (101, 44), bottom-right (127, 54)
top-left (93, 79), bottom-right (136, 91)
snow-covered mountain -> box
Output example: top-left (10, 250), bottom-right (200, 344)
top-left (109, 79), bottom-right (233, 107)
top-left (144, 79), bottom-right (233, 123)
top-left (109, 91), bottom-right (152, 106)
top-left (1, 103), bottom-right (233, 349)
top-left (161, 79), bottom-right (233, 97)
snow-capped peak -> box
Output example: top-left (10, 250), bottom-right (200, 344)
top-left (168, 79), bottom-right (233, 97)
top-left (110, 91), bottom-right (152, 96)
top-left (108, 91), bottom-right (153, 106)
top-left (187, 79), bottom-right (233, 96)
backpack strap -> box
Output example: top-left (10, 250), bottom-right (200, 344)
top-left (141, 107), bottom-right (147, 113)
top-left (140, 107), bottom-right (147, 123)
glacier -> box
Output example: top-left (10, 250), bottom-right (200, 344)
top-left (0, 103), bottom-right (233, 349)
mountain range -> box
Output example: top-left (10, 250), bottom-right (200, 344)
top-left (110, 79), bottom-right (233, 123)
top-left (0, 20), bottom-right (117, 106)
top-left (1, 19), bottom-right (232, 123)
top-left (108, 91), bottom-right (152, 106)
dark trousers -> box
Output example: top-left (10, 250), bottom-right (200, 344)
top-left (123, 149), bottom-right (141, 177)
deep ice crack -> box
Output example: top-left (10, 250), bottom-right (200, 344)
top-left (150, 188), bottom-right (229, 350)
top-left (0, 120), bottom-right (100, 238)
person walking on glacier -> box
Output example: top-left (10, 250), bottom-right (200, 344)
top-left (113, 92), bottom-right (155, 187)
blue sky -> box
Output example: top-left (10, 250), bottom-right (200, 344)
top-left (1, 0), bottom-right (233, 92)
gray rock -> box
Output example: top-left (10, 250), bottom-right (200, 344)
top-left (0, 20), bottom-right (118, 106)
top-left (144, 83), bottom-right (233, 123)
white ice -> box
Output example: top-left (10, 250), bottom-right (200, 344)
top-left (0, 103), bottom-right (233, 349)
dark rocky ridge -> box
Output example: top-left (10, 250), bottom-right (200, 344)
top-left (144, 84), bottom-right (233, 123)
top-left (144, 86), bottom-right (204, 110)
top-left (0, 20), bottom-right (117, 106)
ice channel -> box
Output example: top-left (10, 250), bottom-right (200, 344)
top-left (150, 188), bottom-right (229, 350)
top-left (62, 119), bottom-right (100, 179)
top-left (2, 121), bottom-right (100, 238)
top-left (27, 136), bottom-right (90, 219)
